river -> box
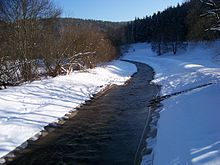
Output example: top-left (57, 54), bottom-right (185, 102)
top-left (6, 61), bottom-right (159, 165)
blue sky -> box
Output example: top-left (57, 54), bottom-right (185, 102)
top-left (54, 0), bottom-right (183, 22)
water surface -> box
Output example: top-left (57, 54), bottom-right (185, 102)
top-left (7, 62), bottom-right (159, 165)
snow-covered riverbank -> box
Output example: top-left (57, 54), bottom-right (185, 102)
top-left (123, 42), bottom-right (220, 165)
top-left (0, 60), bottom-right (137, 162)
top-left (1, 41), bottom-right (219, 165)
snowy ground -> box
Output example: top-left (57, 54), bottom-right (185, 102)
top-left (0, 60), bottom-right (136, 162)
top-left (122, 42), bottom-right (220, 165)
top-left (1, 41), bottom-right (219, 165)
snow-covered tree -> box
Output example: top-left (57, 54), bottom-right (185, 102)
top-left (201, 0), bottom-right (220, 31)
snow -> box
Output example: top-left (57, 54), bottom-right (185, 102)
top-left (153, 84), bottom-right (220, 165)
top-left (122, 42), bottom-right (220, 165)
top-left (0, 60), bottom-right (137, 159)
top-left (1, 41), bottom-right (220, 164)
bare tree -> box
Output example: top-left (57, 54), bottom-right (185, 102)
top-left (40, 22), bottom-right (119, 77)
top-left (0, 1), bottom-right (121, 87)
top-left (0, 0), bottom-right (61, 84)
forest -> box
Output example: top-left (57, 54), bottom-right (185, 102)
top-left (0, 0), bottom-right (220, 87)
top-left (125, 0), bottom-right (220, 55)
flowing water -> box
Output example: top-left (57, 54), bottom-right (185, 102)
top-left (6, 62), bottom-right (159, 165)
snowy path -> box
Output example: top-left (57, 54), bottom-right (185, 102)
top-left (122, 43), bottom-right (220, 165)
top-left (5, 62), bottom-right (158, 165)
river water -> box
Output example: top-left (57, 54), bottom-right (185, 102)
top-left (7, 62), bottom-right (159, 165)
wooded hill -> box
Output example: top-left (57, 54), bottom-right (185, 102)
top-left (1, 0), bottom-right (220, 87)
top-left (124, 0), bottom-right (220, 55)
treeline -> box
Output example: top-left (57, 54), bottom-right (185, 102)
top-left (1, 0), bottom-right (219, 87)
top-left (0, 0), bottom-right (126, 87)
top-left (125, 0), bottom-right (220, 55)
